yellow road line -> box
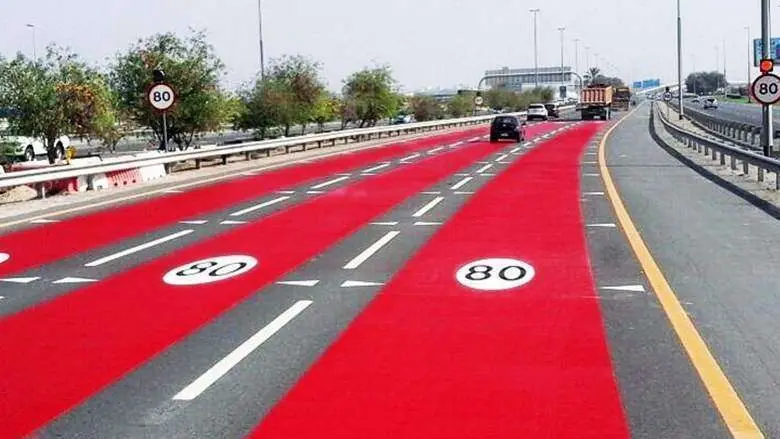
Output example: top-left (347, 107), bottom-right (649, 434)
top-left (598, 106), bottom-right (764, 438)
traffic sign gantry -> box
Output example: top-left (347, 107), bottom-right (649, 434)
top-left (148, 83), bottom-right (176, 111)
top-left (751, 74), bottom-right (780, 105)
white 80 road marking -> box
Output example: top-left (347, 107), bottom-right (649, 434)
top-left (456, 258), bottom-right (535, 291)
top-left (163, 255), bottom-right (257, 286)
top-left (0, 253), bottom-right (9, 265)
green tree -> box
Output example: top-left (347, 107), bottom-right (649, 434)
top-left (0, 47), bottom-right (111, 163)
top-left (265, 55), bottom-right (324, 136)
top-left (343, 66), bottom-right (400, 128)
top-left (409, 95), bottom-right (444, 122)
top-left (448, 93), bottom-right (474, 117)
top-left (685, 71), bottom-right (726, 95)
top-left (584, 67), bottom-right (601, 86)
top-left (110, 30), bottom-right (226, 150)
top-left (311, 91), bottom-right (339, 132)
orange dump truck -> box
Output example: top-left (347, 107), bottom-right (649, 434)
top-left (578, 84), bottom-right (613, 120)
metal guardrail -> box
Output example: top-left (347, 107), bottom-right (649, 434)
top-left (0, 108), bottom-right (573, 196)
top-left (654, 102), bottom-right (780, 189)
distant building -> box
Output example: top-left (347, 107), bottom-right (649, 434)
top-left (483, 66), bottom-right (579, 99)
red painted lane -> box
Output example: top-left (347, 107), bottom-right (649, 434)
top-left (0, 128), bottom-right (482, 278)
top-left (250, 122), bottom-right (630, 439)
top-left (0, 124), bottom-right (562, 438)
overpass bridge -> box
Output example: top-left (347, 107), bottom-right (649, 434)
top-left (0, 100), bottom-right (777, 438)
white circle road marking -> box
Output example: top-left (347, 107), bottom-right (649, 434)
top-left (163, 255), bottom-right (257, 286)
top-left (456, 258), bottom-right (535, 291)
top-left (0, 253), bottom-right (8, 264)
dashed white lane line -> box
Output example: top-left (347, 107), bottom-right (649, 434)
top-left (429, 146), bottom-right (445, 153)
top-left (412, 196), bottom-right (446, 217)
top-left (0, 277), bottom-right (40, 284)
top-left (220, 220), bottom-right (247, 225)
top-left (343, 231), bottom-right (401, 269)
top-left (454, 173), bottom-right (470, 177)
top-left (495, 154), bottom-right (509, 162)
top-left (85, 230), bottom-right (195, 267)
top-left (601, 285), bottom-right (646, 292)
top-left (277, 191), bottom-right (296, 195)
top-left (363, 163), bottom-right (391, 173)
top-left (454, 191), bottom-right (476, 195)
top-left (479, 173), bottom-right (496, 177)
top-left (476, 164), bottom-right (494, 174)
top-left (583, 161), bottom-right (598, 165)
top-left (468, 137), bottom-right (481, 142)
top-left (52, 277), bottom-right (98, 284)
top-left (341, 280), bottom-right (384, 288)
top-left (306, 190), bottom-right (325, 195)
top-left (371, 221), bottom-right (399, 226)
top-left (587, 223), bottom-right (617, 228)
top-left (511, 147), bottom-right (523, 153)
top-left (584, 173), bottom-right (601, 177)
top-left (311, 176), bottom-right (349, 190)
top-left (180, 220), bottom-right (208, 225)
top-left (450, 177), bottom-right (473, 191)
top-left (583, 191), bottom-right (605, 196)
top-left (230, 196), bottom-right (290, 217)
top-left (400, 153), bottom-right (421, 162)
top-left (422, 191), bottom-right (442, 195)
top-left (173, 300), bottom-right (313, 401)
top-left (414, 221), bottom-right (443, 226)
top-left (277, 280), bottom-right (320, 287)
top-left (450, 141), bottom-right (464, 147)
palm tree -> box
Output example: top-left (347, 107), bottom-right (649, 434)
top-left (584, 67), bottom-right (601, 86)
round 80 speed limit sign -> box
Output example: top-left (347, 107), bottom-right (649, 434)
top-left (148, 83), bottom-right (176, 111)
top-left (751, 74), bottom-right (780, 105)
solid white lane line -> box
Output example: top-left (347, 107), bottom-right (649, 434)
top-left (450, 141), bottom-right (464, 147)
top-left (469, 137), bottom-right (480, 141)
top-left (230, 196), bottom-right (290, 217)
top-left (343, 231), bottom-right (401, 269)
top-left (412, 197), bottom-right (445, 218)
top-left (164, 189), bottom-right (184, 194)
top-left (476, 164), bottom-right (494, 174)
top-left (455, 173), bottom-right (470, 177)
top-left (173, 300), bottom-right (313, 401)
top-left (84, 230), bottom-right (194, 267)
top-left (450, 177), bottom-right (473, 191)
top-left (311, 176), bottom-right (349, 190)
top-left (400, 153), bottom-right (421, 162)
top-left (479, 173), bottom-right (496, 177)
top-left (277, 190), bottom-right (296, 195)
top-left (495, 154), bottom-right (509, 162)
top-left (363, 163), bottom-right (391, 173)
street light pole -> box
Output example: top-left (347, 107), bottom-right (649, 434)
top-left (258, 0), bottom-right (265, 79)
top-left (723, 37), bottom-right (728, 98)
top-left (745, 26), bottom-right (751, 103)
top-left (530, 9), bottom-right (540, 88)
top-left (677, 0), bottom-right (684, 119)
top-left (761, 0), bottom-right (773, 156)
top-left (573, 38), bottom-right (580, 75)
top-left (25, 24), bottom-right (36, 60)
top-left (558, 27), bottom-right (566, 85)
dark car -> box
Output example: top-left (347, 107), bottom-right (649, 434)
top-left (490, 115), bottom-right (526, 143)
top-left (544, 103), bottom-right (560, 118)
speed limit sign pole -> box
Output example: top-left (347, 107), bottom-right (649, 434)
top-left (753, 59), bottom-right (779, 156)
top-left (148, 82), bottom-right (176, 151)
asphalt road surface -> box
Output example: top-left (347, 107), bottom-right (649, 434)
top-left (0, 108), bottom-right (775, 437)
top-left (684, 98), bottom-right (780, 127)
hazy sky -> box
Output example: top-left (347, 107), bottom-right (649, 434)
top-left (0, 1), bottom-right (766, 92)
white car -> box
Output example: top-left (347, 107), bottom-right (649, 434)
top-left (703, 97), bottom-right (718, 109)
top-left (527, 103), bottom-right (549, 121)
top-left (0, 134), bottom-right (70, 162)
